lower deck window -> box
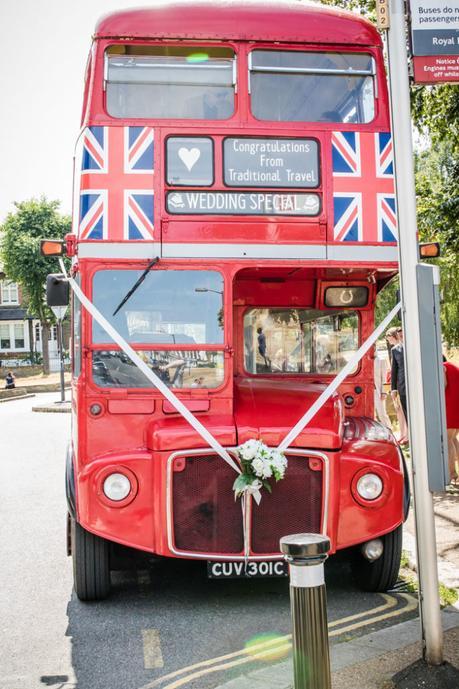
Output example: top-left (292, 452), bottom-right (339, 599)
top-left (244, 308), bottom-right (359, 375)
top-left (92, 350), bottom-right (224, 389)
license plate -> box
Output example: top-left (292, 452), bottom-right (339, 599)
top-left (207, 560), bottom-right (288, 579)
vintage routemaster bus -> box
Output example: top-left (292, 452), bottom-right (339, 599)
top-left (54, 0), bottom-right (408, 600)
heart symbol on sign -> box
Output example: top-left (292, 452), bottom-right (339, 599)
top-left (178, 147), bottom-right (201, 171)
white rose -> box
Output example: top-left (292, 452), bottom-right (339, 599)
top-left (238, 439), bottom-right (260, 461)
top-left (271, 451), bottom-right (287, 470)
top-left (261, 459), bottom-right (273, 479)
top-left (251, 457), bottom-right (265, 477)
top-left (275, 465), bottom-right (286, 479)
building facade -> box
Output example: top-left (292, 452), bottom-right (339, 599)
top-left (0, 268), bottom-right (62, 367)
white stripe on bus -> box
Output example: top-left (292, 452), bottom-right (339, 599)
top-left (76, 241), bottom-right (398, 262)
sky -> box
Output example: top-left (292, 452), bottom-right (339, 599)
top-left (0, 0), bottom-right (153, 224)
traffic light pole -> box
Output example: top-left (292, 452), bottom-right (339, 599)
top-left (386, 0), bottom-right (443, 665)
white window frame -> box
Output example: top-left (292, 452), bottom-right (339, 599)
top-left (0, 321), bottom-right (26, 351)
top-left (1, 281), bottom-right (19, 305)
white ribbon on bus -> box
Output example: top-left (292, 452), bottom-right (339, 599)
top-left (61, 259), bottom-right (400, 551)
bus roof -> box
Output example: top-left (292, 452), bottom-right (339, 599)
top-left (94, 1), bottom-right (382, 47)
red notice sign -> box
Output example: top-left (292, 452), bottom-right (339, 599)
top-left (413, 55), bottom-right (459, 83)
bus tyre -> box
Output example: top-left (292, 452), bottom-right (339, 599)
top-left (351, 524), bottom-right (402, 592)
top-left (71, 518), bottom-right (111, 601)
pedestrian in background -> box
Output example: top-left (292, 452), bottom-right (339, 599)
top-left (386, 327), bottom-right (408, 444)
top-left (443, 355), bottom-right (459, 485)
top-left (374, 348), bottom-right (392, 428)
top-left (257, 326), bottom-right (270, 369)
top-left (5, 371), bottom-right (16, 389)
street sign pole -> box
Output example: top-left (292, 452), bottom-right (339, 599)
top-left (51, 305), bottom-right (68, 404)
top-left (386, 0), bottom-right (443, 665)
top-left (57, 318), bottom-right (65, 403)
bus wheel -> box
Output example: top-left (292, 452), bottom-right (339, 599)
top-left (71, 518), bottom-right (111, 601)
top-left (351, 524), bottom-right (402, 592)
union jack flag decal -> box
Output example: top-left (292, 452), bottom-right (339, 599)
top-left (77, 126), bottom-right (155, 240)
top-left (332, 132), bottom-right (397, 243)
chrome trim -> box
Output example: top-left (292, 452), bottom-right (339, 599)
top-left (250, 65), bottom-right (374, 77)
top-left (372, 57), bottom-right (378, 98)
top-left (76, 242), bottom-right (397, 263)
top-left (111, 62), bottom-right (232, 71)
top-left (166, 447), bottom-right (330, 561)
top-left (163, 243), bottom-right (327, 260)
top-left (77, 242), bottom-right (161, 259)
top-left (103, 54), bottom-right (108, 91)
top-left (327, 245), bottom-right (398, 262)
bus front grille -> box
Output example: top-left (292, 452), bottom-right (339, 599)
top-left (250, 455), bottom-right (323, 553)
top-left (172, 454), bottom-right (244, 554)
top-left (171, 453), bottom-right (323, 556)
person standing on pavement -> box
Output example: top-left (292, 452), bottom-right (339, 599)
top-left (443, 355), bottom-right (459, 485)
top-left (374, 348), bottom-right (392, 428)
top-left (386, 327), bottom-right (408, 443)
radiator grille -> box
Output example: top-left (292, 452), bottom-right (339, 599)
top-left (251, 455), bottom-right (323, 553)
top-left (172, 455), bottom-right (244, 554)
top-left (171, 453), bottom-right (323, 556)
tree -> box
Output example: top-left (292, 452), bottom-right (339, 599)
top-left (0, 197), bottom-right (71, 374)
top-left (415, 141), bottom-right (459, 345)
top-left (321, 0), bottom-right (459, 342)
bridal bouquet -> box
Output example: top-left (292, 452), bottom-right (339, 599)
top-left (233, 440), bottom-right (287, 501)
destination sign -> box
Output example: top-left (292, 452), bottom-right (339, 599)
top-left (166, 191), bottom-right (320, 216)
top-left (223, 138), bottom-right (319, 188)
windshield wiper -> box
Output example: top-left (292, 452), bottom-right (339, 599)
top-left (112, 257), bottom-right (159, 316)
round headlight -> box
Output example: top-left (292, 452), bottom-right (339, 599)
top-left (356, 473), bottom-right (383, 501)
top-left (103, 473), bottom-right (131, 502)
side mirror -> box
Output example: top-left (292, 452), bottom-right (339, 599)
top-left (46, 274), bottom-right (69, 307)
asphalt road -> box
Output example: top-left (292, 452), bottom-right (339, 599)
top-left (0, 393), bottom-right (418, 689)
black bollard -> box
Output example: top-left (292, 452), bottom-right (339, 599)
top-left (280, 533), bottom-right (331, 689)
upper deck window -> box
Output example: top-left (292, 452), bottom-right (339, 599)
top-left (249, 51), bottom-right (375, 123)
top-left (106, 46), bottom-right (236, 119)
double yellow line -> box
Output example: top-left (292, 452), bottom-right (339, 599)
top-left (139, 593), bottom-right (417, 689)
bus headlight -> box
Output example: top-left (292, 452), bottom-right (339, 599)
top-left (103, 473), bottom-right (131, 501)
top-left (356, 473), bottom-right (383, 501)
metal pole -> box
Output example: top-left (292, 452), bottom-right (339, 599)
top-left (280, 534), bottom-right (331, 689)
top-left (58, 319), bottom-right (65, 403)
top-left (386, 0), bottom-right (443, 665)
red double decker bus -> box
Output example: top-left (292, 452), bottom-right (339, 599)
top-left (60, 1), bottom-right (406, 600)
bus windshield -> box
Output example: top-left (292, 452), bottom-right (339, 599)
top-left (244, 308), bottom-right (359, 375)
top-left (106, 46), bottom-right (235, 119)
top-left (249, 50), bottom-right (375, 123)
top-left (92, 269), bottom-right (224, 345)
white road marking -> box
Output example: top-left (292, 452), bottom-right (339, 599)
top-left (143, 629), bottom-right (164, 669)
top-left (139, 593), bottom-right (417, 689)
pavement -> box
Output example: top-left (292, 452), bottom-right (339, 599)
top-left (0, 371), bottom-right (71, 400)
top-left (214, 470), bottom-right (459, 689)
top-left (213, 609), bottom-right (459, 689)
